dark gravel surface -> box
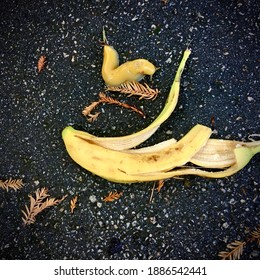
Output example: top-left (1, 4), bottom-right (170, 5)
top-left (0, 0), bottom-right (259, 260)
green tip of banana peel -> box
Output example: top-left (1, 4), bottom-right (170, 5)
top-left (75, 48), bottom-right (191, 151)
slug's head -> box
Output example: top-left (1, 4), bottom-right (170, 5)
top-left (133, 59), bottom-right (157, 76)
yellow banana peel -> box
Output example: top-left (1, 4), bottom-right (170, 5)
top-left (62, 124), bottom-right (211, 182)
top-left (62, 125), bottom-right (259, 183)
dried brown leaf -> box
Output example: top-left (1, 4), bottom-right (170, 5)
top-left (0, 178), bottom-right (24, 191)
top-left (103, 191), bottom-right (123, 202)
top-left (106, 81), bottom-right (159, 100)
top-left (22, 187), bottom-right (67, 225)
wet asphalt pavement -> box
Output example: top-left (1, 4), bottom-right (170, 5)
top-left (0, 0), bottom-right (259, 259)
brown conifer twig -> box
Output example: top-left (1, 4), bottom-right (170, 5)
top-left (82, 92), bottom-right (145, 122)
top-left (0, 178), bottom-right (24, 191)
top-left (103, 191), bottom-right (123, 202)
top-left (218, 226), bottom-right (260, 259)
top-left (106, 81), bottom-right (159, 100)
top-left (70, 195), bottom-right (78, 214)
top-left (37, 55), bottom-right (47, 73)
top-left (248, 227), bottom-right (260, 245)
top-left (218, 240), bottom-right (246, 260)
top-left (21, 187), bottom-right (67, 225)
top-left (82, 101), bottom-right (100, 117)
top-left (99, 92), bottom-right (145, 118)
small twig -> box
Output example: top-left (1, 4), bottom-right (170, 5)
top-left (82, 92), bottom-right (145, 122)
top-left (99, 92), bottom-right (145, 117)
top-left (148, 182), bottom-right (156, 204)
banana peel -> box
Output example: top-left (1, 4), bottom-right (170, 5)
top-left (62, 125), bottom-right (260, 183)
top-left (62, 124), bottom-right (211, 183)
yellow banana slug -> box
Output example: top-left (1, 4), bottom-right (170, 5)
top-left (102, 43), bottom-right (157, 86)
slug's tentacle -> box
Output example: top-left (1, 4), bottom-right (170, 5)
top-left (101, 32), bottom-right (157, 86)
top-left (102, 44), bottom-right (120, 72)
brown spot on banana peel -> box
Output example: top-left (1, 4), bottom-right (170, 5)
top-left (147, 155), bottom-right (161, 162)
top-left (92, 156), bottom-right (103, 161)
